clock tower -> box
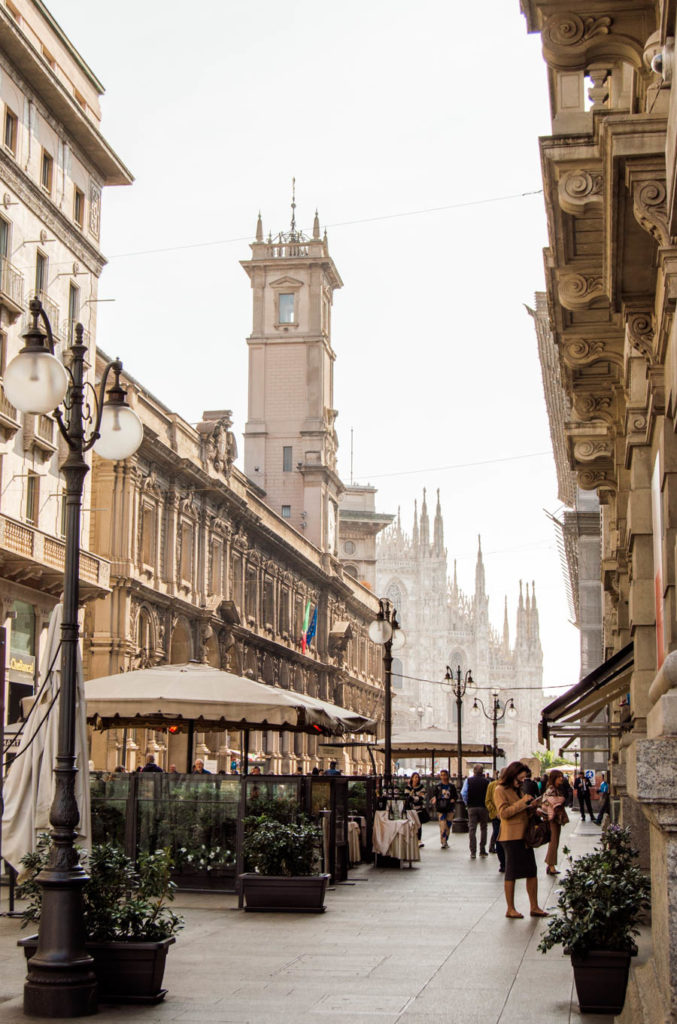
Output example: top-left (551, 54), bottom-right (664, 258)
top-left (242, 192), bottom-right (344, 553)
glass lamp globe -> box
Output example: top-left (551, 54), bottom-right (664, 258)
top-left (368, 618), bottom-right (393, 645)
top-left (470, 702), bottom-right (481, 718)
top-left (94, 403), bottom-right (143, 461)
top-left (507, 702), bottom-right (518, 720)
top-left (4, 350), bottom-right (68, 414)
top-left (391, 629), bottom-right (406, 652)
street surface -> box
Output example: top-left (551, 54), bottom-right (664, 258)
top-left (0, 820), bottom-right (623, 1023)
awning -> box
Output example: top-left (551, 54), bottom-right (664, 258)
top-left (85, 663), bottom-right (374, 736)
top-left (374, 728), bottom-right (501, 760)
top-left (539, 643), bottom-right (633, 745)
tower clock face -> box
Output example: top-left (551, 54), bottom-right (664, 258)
top-left (327, 501), bottom-right (336, 553)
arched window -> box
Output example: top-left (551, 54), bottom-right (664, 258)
top-left (344, 564), bottom-right (358, 579)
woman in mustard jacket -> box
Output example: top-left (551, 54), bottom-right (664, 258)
top-left (495, 761), bottom-right (548, 919)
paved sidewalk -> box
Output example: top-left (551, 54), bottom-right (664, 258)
top-left (0, 819), bottom-right (614, 1024)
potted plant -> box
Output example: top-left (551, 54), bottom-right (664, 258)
top-left (240, 814), bottom-right (329, 912)
top-left (538, 824), bottom-right (650, 1014)
top-left (18, 837), bottom-right (183, 1004)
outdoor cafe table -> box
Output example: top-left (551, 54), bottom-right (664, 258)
top-left (372, 809), bottom-right (420, 866)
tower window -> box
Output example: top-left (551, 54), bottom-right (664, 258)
top-left (73, 187), bottom-right (85, 228)
top-left (282, 446), bottom-right (292, 472)
top-left (25, 472), bottom-right (39, 525)
top-left (281, 505), bottom-right (291, 519)
top-left (278, 293), bottom-right (295, 324)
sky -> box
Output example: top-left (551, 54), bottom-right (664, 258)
top-left (46, 0), bottom-right (581, 697)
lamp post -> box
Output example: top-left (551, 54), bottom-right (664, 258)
top-left (442, 664), bottom-right (474, 833)
top-left (4, 297), bottom-right (143, 1017)
top-left (369, 598), bottom-right (400, 791)
top-left (470, 687), bottom-right (517, 775)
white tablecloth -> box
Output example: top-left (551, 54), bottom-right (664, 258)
top-left (372, 810), bottom-right (420, 862)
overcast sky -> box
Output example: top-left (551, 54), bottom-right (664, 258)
top-left (47, 0), bottom-right (581, 699)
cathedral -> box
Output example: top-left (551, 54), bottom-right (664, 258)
top-left (375, 490), bottom-right (545, 767)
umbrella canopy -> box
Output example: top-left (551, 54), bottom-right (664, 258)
top-left (374, 727), bottom-right (501, 759)
top-left (2, 604), bottom-right (91, 874)
top-left (85, 662), bottom-right (374, 736)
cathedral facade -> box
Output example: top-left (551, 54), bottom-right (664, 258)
top-left (376, 490), bottom-right (544, 768)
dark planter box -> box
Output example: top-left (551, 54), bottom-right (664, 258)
top-left (571, 949), bottom-right (632, 1014)
top-left (20, 935), bottom-right (175, 1004)
top-left (240, 872), bottom-right (330, 912)
top-left (172, 869), bottom-right (235, 892)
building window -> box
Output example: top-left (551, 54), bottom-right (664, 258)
top-left (210, 539), bottom-right (222, 595)
top-left (281, 505), bottom-right (291, 519)
top-left (68, 282), bottom-right (80, 343)
top-left (35, 251), bottom-right (47, 294)
top-left (180, 522), bottom-right (193, 582)
top-left (59, 492), bottom-right (66, 537)
top-left (0, 330), bottom-right (6, 376)
top-left (4, 107), bottom-right (17, 155)
top-left (392, 657), bottom-right (403, 690)
top-left (279, 587), bottom-right (289, 634)
top-left (263, 577), bottom-right (274, 627)
top-left (73, 187), bottom-right (85, 228)
top-left (344, 540), bottom-right (355, 554)
top-left (245, 565), bottom-right (258, 621)
top-left (231, 553), bottom-right (243, 611)
top-left (344, 563), bottom-right (358, 579)
top-left (282, 446), bottom-right (292, 472)
top-left (141, 504), bottom-right (156, 566)
top-left (25, 472), bottom-right (39, 525)
top-left (0, 215), bottom-right (10, 259)
top-left (41, 149), bottom-right (53, 194)
top-left (278, 293), bottom-right (295, 324)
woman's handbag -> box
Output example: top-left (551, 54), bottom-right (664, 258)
top-left (525, 808), bottom-right (551, 848)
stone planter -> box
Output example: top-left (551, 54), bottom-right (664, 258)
top-left (571, 949), bottom-right (632, 1014)
top-left (239, 872), bottom-right (330, 912)
top-left (20, 935), bottom-right (175, 1004)
top-left (172, 868), bottom-right (234, 892)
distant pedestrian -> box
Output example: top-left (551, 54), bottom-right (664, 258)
top-left (311, 766), bottom-right (320, 776)
top-left (541, 769), bottom-right (568, 874)
top-left (193, 759), bottom-right (212, 774)
top-left (485, 777), bottom-right (505, 873)
top-left (595, 773), bottom-right (610, 824)
top-left (521, 768), bottom-right (539, 799)
top-left (562, 774), bottom-right (573, 808)
top-left (462, 764), bottom-right (490, 859)
top-left (495, 761), bottom-right (547, 919)
top-left (325, 761), bottom-right (341, 776)
top-left (431, 769), bottom-right (457, 849)
top-left (141, 755), bottom-right (162, 773)
top-left (574, 772), bottom-right (594, 820)
top-left (405, 771), bottom-right (428, 846)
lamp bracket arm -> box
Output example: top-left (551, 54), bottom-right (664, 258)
top-left (36, 303), bottom-right (55, 354)
top-left (81, 358), bottom-right (119, 454)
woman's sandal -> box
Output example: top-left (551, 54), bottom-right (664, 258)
top-left (505, 911), bottom-right (524, 919)
top-left (530, 909), bottom-right (549, 917)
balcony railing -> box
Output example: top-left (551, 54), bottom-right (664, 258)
top-left (0, 255), bottom-right (24, 314)
top-left (22, 291), bottom-right (60, 339)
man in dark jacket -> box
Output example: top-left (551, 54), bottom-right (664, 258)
top-left (463, 764), bottom-right (490, 858)
top-left (141, 755), bottom-right (162, 773)
top-left (431, 769), bottom-right (458, 849)
top-left (574, 772), bottom-right (594, 820)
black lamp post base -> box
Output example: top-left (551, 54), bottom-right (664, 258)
top-left (451, 799), bottom-right (469, 834)
top-left (24, 970), bottom-right (97, 1018)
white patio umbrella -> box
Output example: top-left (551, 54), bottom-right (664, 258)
top-left (2, 604), bottom-right (91, 874)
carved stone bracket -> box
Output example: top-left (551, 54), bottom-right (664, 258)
top-left (558, 272), bottom-right (607, 310)
top-left (625, 308), bottom-right (656, 361)
top-left (572, 391), bottom-right (615, 423)
top-left (578, 467), bottom-right (617, 494)
top-left (541, 11), bottom-right (646, 71)
top-left (558, 168), bottom-right (604, 215)
top-left (633, 180), bottom-right (671, 248)
top-left (561, 336), bottom-right (622, 369)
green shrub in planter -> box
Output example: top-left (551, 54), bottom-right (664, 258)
top-left (538, 825), bottom-right (650, 957)
top-left (243, 815), bottom-right (321, 877)
top-left (19, 835), bottom-right (183, 941)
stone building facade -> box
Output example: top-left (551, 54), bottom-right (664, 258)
top-left (0, 0), bottom-right (130, 738)
top-left (376, 491), bottom-right (544, 767)
top-left (521, 2), bottom-right (677, 1018)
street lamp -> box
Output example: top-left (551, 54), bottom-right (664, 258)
top-left (442, 664), bottom-right (475, 833)
top-left (471, 687), bottom-right (517, 775)
top-left (369, 598), bottom-right (400, 791)
top-left (5, 297), bottom-right (143, 1018)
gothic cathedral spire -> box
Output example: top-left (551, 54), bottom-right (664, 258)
top-left (420, 489), bottom-right (430, 552)
top-left (433, 489), bottom-right (444, 556)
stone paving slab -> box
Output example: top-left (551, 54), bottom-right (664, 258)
top-left (0, 816), bottom-right (618, 1023)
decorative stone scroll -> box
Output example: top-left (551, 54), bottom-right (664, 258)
top-left (572, 438), bottom-right (613, 462)
top-left (633, 180), bottom-right (671, 248)
top-left (626, 310), bottom-right (656, 361)
top-left (573, 392), bottom-right (614, 423)
top-left (541, 10), bottom-right (645, 71)
top-left (561, 337), bottom-right (622, 369)
top-left (558, 272), bottom-right (606, 310)
top-left (558, 169), bottom-right (604, 215)
top-left (543, 13), bottom-right (612, 51)
top-left (578, 467), bottom-right (617, 492)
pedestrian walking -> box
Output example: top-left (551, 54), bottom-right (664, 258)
top-left (541, 769), bottom-right (569, 875)
top-left (431, 769), bottom-right (457, 849)
top-left (595, 773), bottom-right (610, 824)
top-left (574, 771), bottom-right (594, 820)
top-left (521, 768), bottom-right (539, 799)
top-left (462, 764), bottom-right (490, 858)
top-left (485, 777), bottom-right (505, 872)
top-left (405, 771), bottom-right (428, 846)
top-left (494, 760), bottom-right (547, 919)
top-left (141, 755), bottom-right (162, 773)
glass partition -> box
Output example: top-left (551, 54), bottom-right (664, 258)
top-left (90, 771), bottom-right (129, 848)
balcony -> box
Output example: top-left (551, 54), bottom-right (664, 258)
top-left (22, 291), bottom-right (60, 340)
top-left (0, 382), bottom-right (19, 439)
top-left (23, 412), bottom-right (57, 459)
top-left (0, 512), bottom-right (110, 600)
top-left (0, 255), bottom-right (24, 320)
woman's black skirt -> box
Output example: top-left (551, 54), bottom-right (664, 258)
top-left (502, 839), bottom-right (536, 881)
